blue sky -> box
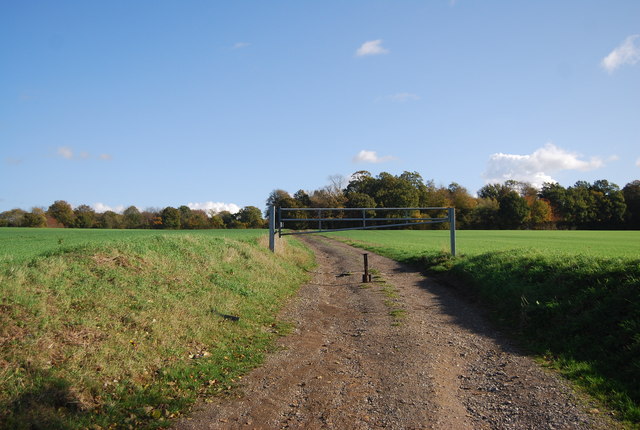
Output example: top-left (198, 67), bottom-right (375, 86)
top-left (2, 1), bottom-right (639, 214)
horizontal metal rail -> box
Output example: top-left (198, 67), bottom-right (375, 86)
top-left (279, 207), bottom-right (448, 211)
top-left (280, 217), bottom-right (448, 222)
top-left (280, 219), bottom-right (448, 236)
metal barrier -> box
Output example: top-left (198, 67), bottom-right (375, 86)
top-left (268, 206), bottom-right (455, 256)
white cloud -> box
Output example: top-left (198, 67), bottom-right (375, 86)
top-left (232, 42), bottom-right (250, 49)
top-left (99, 153), bottom-right (113, 161)
top-left (483, 143), bottom-right (606, 188)
top-left (188, 201), bottom-right (241, 214)
top-left (356, 39), bottom-right (389, 57)
top-left (636, 158), bottom-right (640, 167)
top-left (92, 203), bottom-right (126, 213)
top-left (601, 34), bottom-right (640, 73)
top-left (353, 150), bottom-right (396, 164)
top-left (388, 92), bottom-right (420, 102)
top-left (57, 146), bottom-right (73, 159)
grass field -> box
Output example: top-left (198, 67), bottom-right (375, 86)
top-left (0, 228), bottom-right (313, 429)
top-left (323, 229), bottom-right (640, 259)
top-left (327, 229), bottom-right (640, 426)
top-left (0, 228), bottom-right (266, 263)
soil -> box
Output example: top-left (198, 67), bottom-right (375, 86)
top-left (174, 236), bottom-right (620, 429)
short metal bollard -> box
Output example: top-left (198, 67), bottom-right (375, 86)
top-left (362, 253), bottom-right (372, 283)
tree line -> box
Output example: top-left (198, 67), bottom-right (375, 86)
top-left (2, 171), bottom-right (639, 230)
top-left (0, 201), bottom-right (266, 229)
top-left (267, 171), bottom-right (640, 230)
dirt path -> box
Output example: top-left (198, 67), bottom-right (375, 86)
top-left (175, 236), bottom-right (617, 429)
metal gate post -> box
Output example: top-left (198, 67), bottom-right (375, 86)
top-left (448, 208), bottom-right (456, 257)
top-left (269, 205), bottom-right (276, 252)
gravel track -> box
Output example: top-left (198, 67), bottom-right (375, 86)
top-left (175, 236), bottom-right (618, 429)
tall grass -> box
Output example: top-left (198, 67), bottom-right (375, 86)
top-left (329, 231), bottom-right (640, 425)
top-left (0, 233), bottom-right (313, 429)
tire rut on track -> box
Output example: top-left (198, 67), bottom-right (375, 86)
top-left (174, 236), bottom-right (618, 430)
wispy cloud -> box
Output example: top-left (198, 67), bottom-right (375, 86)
top-left (188, 201), bottom-right (241, 214)
top-left (483, 143), bottom-right (607, 188)
top-left (601, 34), bottom-right (640, 73)
top-left (57, 146), bottom-right (74, 159)
top-left (353, 150), bottom-right (396, 164)
top-left (356, 39), bottom-right (389, 57)
top-left (99, 154), bottom-right (113, 161)
top-left (232, 42), bottom-right (250, 49)
top-left (636, 158), bottom-right (640, 167)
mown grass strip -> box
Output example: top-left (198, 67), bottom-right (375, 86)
top-left (0, 233), bottom-right (314, 429)
top-left (329, 232), bottom-right (640, 427)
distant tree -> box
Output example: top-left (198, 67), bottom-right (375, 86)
top-left (477, 183), bottom-right (506, 200)
top-left (590, 179), bottom-right (626, 227)
top-left (528, 199), bottom-right (553, 228)
top-left (186, 209), bottom-right (211, 229)
top-left (208, 211), bottom-right (226, 229)
top-left (447, 182), bottom-right (477, 228)
top-left (373, 172), bottom-right (419, 209)
top-left (345, 170), bottom-right (375, 196)
top-left (123, 206), bottom-right (142, 229)
top-left (498, 191), bottom-right (530, 229)
top-left (160, 207), bottom-right (181, 229)
top-left (216, 211), bottom-right (236, 228)
top-left (141, 209), bottom-right (162, 229)
top-left (178, 205), bottom-right (192, 228)
top-left (623, 180), bottom-right (640, 228)
top-left (74, 204), bottom-right (96, 228)
top-left (0, 209), bottom-right (26, 227)
top-left (47, 200), bottom-right (75, 227)
top-left (266, 190), bottom-right (298, 212)
top-left (345, 192), bottom-right (377, 210)
top-left (98, 211), bottom-right (123, 229)
top-left (22, 208), bottom-right (47, 228)
top-left (236, 206), bottom-right (265, 228)
top-left (470, 198), bottom-right (500, 228)
top-left (293, 190), bottom-right (312, 207)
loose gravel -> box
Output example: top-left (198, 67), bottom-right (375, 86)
top-left (174, 236), bottom-right (619, 429)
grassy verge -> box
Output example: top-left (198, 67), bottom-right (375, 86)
top-left (329, 233), bottom-right (640, 427)
top-left (0, 233), bottom-right (314, 429)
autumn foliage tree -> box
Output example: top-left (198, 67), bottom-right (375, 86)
top-left (47, 200), bottom-right (75, 227)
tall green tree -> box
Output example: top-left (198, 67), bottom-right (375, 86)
top-left (22, 208), bottom-right (47, 227)
top-left (623, 180), bottom-right (640, 228)
top-left (160, 207), bottom-right (181, 229)
top-left (236, 206), bottom-right (265, 228)
top-left (447, 182), bottom-right (477, 228)
top-left (498, 191), bottom-right (530, 229)
top-left (0, 209), bottom-right (26, 227)
top-left (123, 206), bottom-right (142, 229)
top-left (590, 180), bottom-right (626, 227)
top-left (74, 205), bottom-right (96, 228)
top-left (47, 200), bottom-right (75, 227)
top-left (98, 211), bottom-right (123, 229)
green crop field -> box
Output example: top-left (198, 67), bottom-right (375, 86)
top-left (326, 229), bottom-right (640, 426)
top-left (0, 227), bottom-right (266, 263)
top-left (324, 229), bottom-right (640, 259)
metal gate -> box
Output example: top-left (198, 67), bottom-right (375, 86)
top-left (268, 206), bottom-right (456, 256)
